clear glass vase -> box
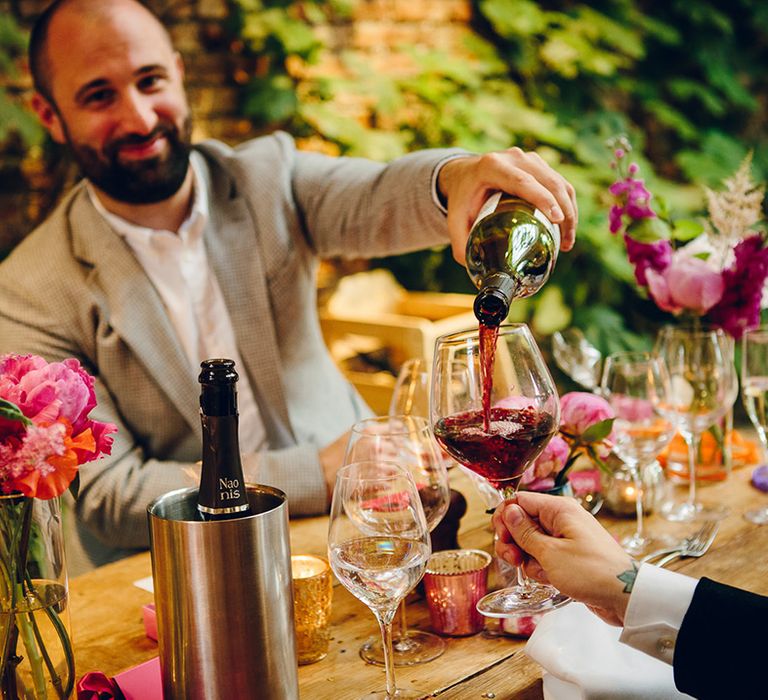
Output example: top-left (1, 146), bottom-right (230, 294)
top-left (0, 494), bottom-right (74, 699)
top-left (662, 408), bottom-right (734, 484)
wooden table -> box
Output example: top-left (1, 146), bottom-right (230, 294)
top-left (69, 467), bottom-right (768, 699)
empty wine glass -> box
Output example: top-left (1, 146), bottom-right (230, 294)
top-left (389, 358), bottom-right (458, 472)
top-left (655, 326), bottom-right (737, 521)
top-left (552, 327), bottom-right (602, 390)
top-left (344, 415), bottom-right (450, 665)
top-left (601, 352), bottom-right (676, 554)
top-left (389, 359), bottom-right (431, 418)
top-left (741, 328), bottom-right (768, 524)
top-left (430, 324), bottom-right (566, 617)
top-left (328, 461), bottom-right (431, 700)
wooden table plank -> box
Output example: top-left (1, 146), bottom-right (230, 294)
top-left (68, 464), bottom-right (768, 698)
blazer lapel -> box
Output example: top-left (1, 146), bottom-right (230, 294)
top-left (197, 153), bottom-right (295, 444)
top-left (69, 190), bottom-right (200, 434)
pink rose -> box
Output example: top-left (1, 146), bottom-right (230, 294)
top-left (645, 255), bottom-right (724, 315)
top-left (560, 392), bottom-right (614, 435)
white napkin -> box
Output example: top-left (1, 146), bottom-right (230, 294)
top-left (525, 603), bottom-right (694, 700)
top-left (133, 576), bottom-right (154, 593)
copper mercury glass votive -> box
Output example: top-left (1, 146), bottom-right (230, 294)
top-left (291, 555), bottom-right (333, 664)
top-left (423, 549), bottom-right (492, 636)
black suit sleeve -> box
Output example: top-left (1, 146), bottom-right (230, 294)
top-left (673, 577), bottom-right (768, 699)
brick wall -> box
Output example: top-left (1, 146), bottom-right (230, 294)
top-left (0, 0), bottom-right (473, 250)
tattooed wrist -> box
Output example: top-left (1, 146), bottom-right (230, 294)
top-left (617, 560), bottom-right (639, 593)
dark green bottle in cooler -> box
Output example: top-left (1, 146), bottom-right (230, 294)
top-left (197, 358), bottom-right (252, 520)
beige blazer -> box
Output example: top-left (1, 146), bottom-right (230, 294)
top-left (0, 132), bottom-right (461, 572)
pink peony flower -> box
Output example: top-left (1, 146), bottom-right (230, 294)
top-left (518, 471), bottom-right (555, 491)
top-left (529, 435), bottom-right (570, 481)
top-left (610, 395), bottom-right (654, 422)
top-left (0, 354), bottom-right (117, 498)
top-left (560, 392), bottom-right (614, 435)
top-left (0, 354), bottom-right (114, 461)
top-left (645, 254), bottom-right (724, 315)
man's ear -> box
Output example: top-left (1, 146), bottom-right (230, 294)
top-left (174, 51), bottom-right (185, 82)
top-left (31, 92), bottom-right (66, 144)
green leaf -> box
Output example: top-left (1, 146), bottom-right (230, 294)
top-left (479, 0), bottom-right (546, 39)
top-left (0, 398), bottom-right (31, 426)
top-left (625, 217), bottom-right (672, 243)
top-left (242, 75), bottom-right (298, 125)
top-left (672, 219), bottom-right (704, 242)
top-left (579, 417), bottom-right (615, 444)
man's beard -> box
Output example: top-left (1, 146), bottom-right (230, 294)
top-left (66, 116), bottom-right (193, 204)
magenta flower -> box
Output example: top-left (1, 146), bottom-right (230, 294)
top-left (609, 205), bottom-right (625, 234)
top-left (608, 177), bottom-right (657, 235)
top-left (708, 235), bottom-right (768, 339)
top-left (624, 234), bottom-right (673, 287)
top-left (645, 255), bottom-right (724, 315)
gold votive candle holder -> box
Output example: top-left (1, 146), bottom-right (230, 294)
top-left (291, 555), bottom-right (333, 665)
top-left (423, 549), bottom-right (492, 636)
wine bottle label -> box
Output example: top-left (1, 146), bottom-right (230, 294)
top-left (471, 191), bottom-right (503, 229)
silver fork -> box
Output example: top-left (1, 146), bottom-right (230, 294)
top-left (640, 521), bottom-right (719, 567)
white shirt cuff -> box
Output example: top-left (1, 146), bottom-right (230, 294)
top-left (619, 563), bottom-right (698, 665)
top-left (430, 153), bottom-right (473, 214)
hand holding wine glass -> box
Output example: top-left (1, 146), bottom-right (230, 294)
top-left (328, 461), bottom-right (431, 700)
top-left (344, 415), bottom-right (450, 665)
top-left (431, 324), bottom-right (566, 616)
top-left (600, 352), bottom-right (676, 554)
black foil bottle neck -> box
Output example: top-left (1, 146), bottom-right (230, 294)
top-left (199, 358), bottom-right (238, 416)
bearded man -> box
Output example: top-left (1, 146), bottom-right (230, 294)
top-left (0, 0), bottom-right (577, 572)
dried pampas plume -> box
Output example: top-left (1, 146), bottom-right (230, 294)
top-left (704, 152), bottom-right (765, 246)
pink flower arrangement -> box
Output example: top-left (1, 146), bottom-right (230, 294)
top-left (521, 391), bottom-right (615, 491)
top-left (607, 138), bottom-right (768, 339)
top-left (0, 354), bottom-right (116, 499)
top-left (0, 354), bottom-right (117, 698)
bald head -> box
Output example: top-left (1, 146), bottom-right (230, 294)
top-left (29, 0), bottom-right (174, 104)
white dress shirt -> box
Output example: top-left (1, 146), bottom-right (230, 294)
top-left (86, 152), bottom-right (265, 454)
top-left (620, 563), bottom-right (698, 664)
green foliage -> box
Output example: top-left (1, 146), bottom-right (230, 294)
top-left (0, 15), bottom-right (43, 146)
top-left (225, 0), bottom-right (768, 353)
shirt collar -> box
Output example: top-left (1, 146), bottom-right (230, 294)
top-left (85, 150), bottom-right (209, 243)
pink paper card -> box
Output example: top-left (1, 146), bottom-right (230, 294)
top-left (114, 656), bottom-right (162, 700)
top-left (142, 603), bottom-right (158, 641)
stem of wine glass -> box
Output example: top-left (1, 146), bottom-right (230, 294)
top-left (498, 484), bottom-right (536, 596)
top-left (630, 463), bottom-right (644, 541)
top-left (684, 432), bottom-right (699, 507)
top-left (374, 609), bottom-right (398, 697)
top-left (394, 600), bottom-right (409, 646)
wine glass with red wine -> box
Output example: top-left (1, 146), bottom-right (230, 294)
top-left (431, 324), bottom-right (568, 617)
